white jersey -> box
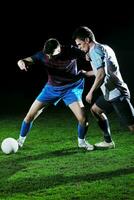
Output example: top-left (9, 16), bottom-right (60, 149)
top-left (88, 42), bottom-right (130, 101)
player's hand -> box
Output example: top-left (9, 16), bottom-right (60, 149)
top-left (86, 91), bottom-right (93, 104)
top-left (17, 60), bottom-right (28, 71)
top-left (81, 70), bottom-right (86, 75)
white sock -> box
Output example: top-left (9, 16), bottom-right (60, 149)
top-left (19, 136), bottom-right (26, 143)
top-left (78, 138), bottom-right (85, 144)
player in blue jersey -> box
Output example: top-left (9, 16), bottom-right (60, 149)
top-left (17, 38), bottom-right (94, 150)
top-left (73, 26), bottom-right (134, 149)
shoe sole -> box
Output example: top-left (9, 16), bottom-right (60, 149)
top-left (94, 145), bottom-right (115, 150)
top-left (78, 146), bottom-right (94, 151)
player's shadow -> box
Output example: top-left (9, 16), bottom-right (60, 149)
top-left (0, 146), bottom-right (133, 196)
top-left (0, 156), bottom-right (26, 189)
top-left (45, 147), bottom-right (82, 157)
top-left (0, 145), bottom-right (109, 185)
top-left (0, 165), bottom-right (133, 195)
top-left (0, 147), bottom-right (79, 185)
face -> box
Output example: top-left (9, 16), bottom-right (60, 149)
top-left (52, 45), bottom-right (61, 56)
top-left (75, 38), bottom-right (90, 53)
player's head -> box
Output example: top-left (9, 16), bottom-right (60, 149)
top-left (72, 26), bottom-right (95, 53)
top-left (43, 38), bottom-right (61, 56)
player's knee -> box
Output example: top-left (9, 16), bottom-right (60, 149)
top-left (91, 104), bottom-right (104, 114)
top-left (24, 114), bottom-right (35, 123)
top-left (90, 104), bottom-right (104, 120)
top-left (90, 104), bottom-right (99, 115)
top-left (78, 116), bottom-right (87, 125)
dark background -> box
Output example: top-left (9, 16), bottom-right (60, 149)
top-left (1, 2), bottom-right (134, 108)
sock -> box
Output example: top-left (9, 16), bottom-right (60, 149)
top-left (78, 122), bottom-right (88, 140)
top-left (78, 138), bottom-right (85, 144)
top-left (20, 120), bottom-right (33, 137)
top-left (18, 135), bottom-right (26, 143)
top-left (98, 118), bottom-right (112, 143)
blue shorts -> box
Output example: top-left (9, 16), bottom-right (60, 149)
top-left (36, 79), bottom-right (84, 106)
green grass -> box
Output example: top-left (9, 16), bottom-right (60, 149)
top-left (0, 105), bottom-right (134, 200)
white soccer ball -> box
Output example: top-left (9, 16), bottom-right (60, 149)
top-left (1, 137), bottom-right (19, 154)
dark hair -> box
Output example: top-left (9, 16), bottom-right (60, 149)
top-left (72, 26), bottom-right (95, 42)
top-left (43, 38), bottom-right (60, 55)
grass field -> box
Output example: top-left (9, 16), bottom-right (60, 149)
top-left (0, 103), bottom-right (134, 200)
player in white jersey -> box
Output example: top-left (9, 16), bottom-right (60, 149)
top-left (73, 26), bottom-right (134, 149)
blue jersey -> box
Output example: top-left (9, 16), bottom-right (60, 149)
top-left (31, 46), bottom-right (85, 86)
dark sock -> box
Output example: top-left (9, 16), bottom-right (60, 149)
top-left (98, 118), bottom-right (112, 143)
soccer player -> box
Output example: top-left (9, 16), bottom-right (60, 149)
top-left (72, 26), bottom-right (134, 149)
top-left (17, 38), bottom-right (94, 150)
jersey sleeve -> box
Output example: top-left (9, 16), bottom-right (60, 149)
top-left (31, 51), bottom-right (45, 64)
top-left (91, 45), bottom-right (105, 70)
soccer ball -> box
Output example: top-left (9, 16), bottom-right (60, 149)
top-left (1, 137), bottom-right (19, 154)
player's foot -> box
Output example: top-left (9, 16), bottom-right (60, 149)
top-left (17, 139), bottom-right (24, 148)
top-left (17, 137), bottom-right (26, 148)
top-left (78, 139), bottom-right (94, 151)
top-left (17, 136), bottom-right (26, 148)
top-left (94, 141), bottom-right (115, 149)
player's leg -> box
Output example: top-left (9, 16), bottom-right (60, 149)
top-left (18, 83), bottom-right (61, 147)
top-left (63, 79), bottom-right (94, 150)
top-left (90, 96), bottom-right (115, 149)
top-left (18, 100), bottom-right (48, 147)
top-left (68, 101), bottom-right (94, 151)
top-left (112, 97), bottom-right (134, 132)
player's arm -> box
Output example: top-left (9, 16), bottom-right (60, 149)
top-left (86, 45), bottom-right (106, 103)
top-left (89, 67), bottom-right (105, 92)
top-left (86, 67), bottom-right (105, 103)
top-left (75, 48), bottom-right (94, 77)
top-left (81, 70), bottom-right (95, 77)
top-left (17, 57), bottom-right (34, 71)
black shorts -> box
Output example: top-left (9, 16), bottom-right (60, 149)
top-left (95, 95), bottom-right (134, 126)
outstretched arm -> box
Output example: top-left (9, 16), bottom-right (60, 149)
top-left (17, 57), bottom-right (34, 71)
